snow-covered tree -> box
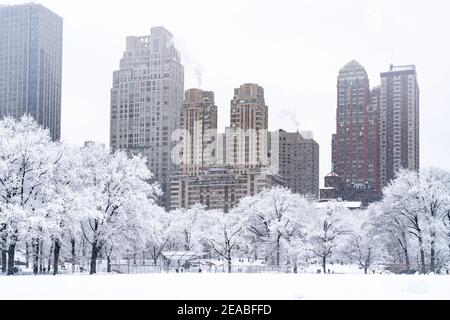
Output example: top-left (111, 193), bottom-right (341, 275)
top-left (238, 186), bottom-right (311, 267)
top-left (383, 168), bottom-right (450, 273)
top-left (345, 206), bottom-right (387, 274)
top-left (170, 203), bottom-right (210, 252)
top-left (306, 201), bottom-right (350, 274)
top-left (145, 208), bottom-right (178, 266)
top-left (0, 116), bottom-right (60, 275)
top-left (202, 209), bottom-right (246, 273)
top-left (77, 143), bottom-right (161, 274)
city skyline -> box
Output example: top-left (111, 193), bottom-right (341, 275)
top-left (3, 0), bottom-right (450, 188)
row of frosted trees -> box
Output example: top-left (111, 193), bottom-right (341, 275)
top-left (1, 116), bottom-right (450, 275)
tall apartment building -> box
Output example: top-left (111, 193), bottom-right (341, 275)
top-left (226, 83), bottom-right (269, 173)
top-left (274, 129), bottom-right (320, 198)
top-left (110, 26), bottom-right (184, 206)
top-left (179, 88), bottom-right (217, 176)
top-left (369, 85), bottom-right (381, 189)
top-left (379, 64), bottom-right (420, 186)
top-left (331, 60), bottom-right (380, 191)
top-left (0, 3), bottom-right (63, 141)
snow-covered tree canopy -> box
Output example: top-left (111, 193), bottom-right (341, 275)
top-left (382, 168), bottom-right (450, 273)
top-left (0, 116), bottom-right (164, 275)
top-left (236, 186), bottom-right (313, 267)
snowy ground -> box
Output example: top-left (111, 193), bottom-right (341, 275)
top-left (1, 273), bottom-right (450, 300)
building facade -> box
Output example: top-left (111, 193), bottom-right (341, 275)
top-left (110, 26), bottom-right (184, 207)
top-left (332, 60), bottom-right (380, 191)
top-left (169, 167), bottom-right (283, 212)
top-left (226, 83), bottom-right (269, 173)
top-left (0, 3), bottom-right (63, 141)
top-left (274, 129), bottom-right (320, 198)
top-left (179, 88), bottom-right (217, 176)
top-left (319, 172), bottom-right (382, 207)
top-left (379, 64), bottom-right (420, 186)
top-left (170, 83), bottom-right (287, 212)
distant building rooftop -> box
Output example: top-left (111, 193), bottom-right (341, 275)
top-left (316, 200), bottom-right (363, 210)
top-left (389, 64), bottom-right (415, 72)
top-left (326, 172), bottom-right (340, 177)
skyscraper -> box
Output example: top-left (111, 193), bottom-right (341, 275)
top-left (226, 83), bottom-right (269, 173)
top-left (379, 64), bottom-right (420, 186)
top-left (179, 88), bottom-right (217, 176)
top-left (332, 60), bottom-right (380, 191)
top-left (0, 3), bottom-right (63, 141)
top-left (275, 129), bottom-right (320, 198)
top-left (110, 26), bottom-right (184, 206)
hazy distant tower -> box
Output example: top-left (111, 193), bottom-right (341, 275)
top-left (379, 64), bottom-right (420, 186)
top-left (275, 129), bottom-right (320, 198)
top-left (331, 60), bottom-right (380, 190)
top-left (180, 88), bottom-right (218, 176)
top-left (110, 26), bottom-right (184, 207)
top-left (0, 4), bottom-right (63, 141)
top-left (226, 83), bottom-right (269, 172)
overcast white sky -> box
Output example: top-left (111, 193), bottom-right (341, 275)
top-left (8, 0), bottom-right (450, 184)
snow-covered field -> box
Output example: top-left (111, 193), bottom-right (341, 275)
top-left (1, 273), bottom-right (450, 300)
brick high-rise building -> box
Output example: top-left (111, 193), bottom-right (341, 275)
top-left (379, 64), bottom-right (420, 186)
top-left (369, 86), bottom-right (381, 189)
top-left (110, 26), bottom-right (184, 207)
top-left (0, 3), bottom-right (63, 141)
top-left (332, 60), bottom-right (380, 191)
top-left (179, 88), bottom-right (217, 176)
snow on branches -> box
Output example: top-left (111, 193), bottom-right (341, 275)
top-left (2, 117), bottom-right (450, 275)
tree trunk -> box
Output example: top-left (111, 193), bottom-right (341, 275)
top-left (0, 232), bottom-right (7, 273)
top-left (25, 242), bottom-right (30, 268)
top-left (293, 255), bottom-right (298, 273)
top-left (276, 232), bottom-right (281, 267)
top-left (32, 239), bottom-right (39, 275)
top-left (53, 239), bottom-right (61, 276)
top-left (430, 231), bottom-right (436, 273)
top-left (399, 230), bottom-right (411, 272)
top-left (322, 255), bottom-right (326, 274)
top-left (48, 242), bottom-right (54, 274)
top-left (39, 240), bottom-right (44, 274)
top-left (71, 238), bottom-right (76, 273)
top-left (227, 251), bottom-right (232, 273)
top-left (81, 238), bottom-right (86, 271)
top-left (404, 246), bottom-right (410, 272)
top-left (7, 243), bottom-right (16, 276)
top-left (418, 236), bottom-right (426, 274)
top-left (184, 231), bottom-right (190, 251)
top-left (107, 255), bottom-right (111, 273)
top-left (90, 242), bottom-right (99, 275)
top-left (1, 249), bottom-right (6, 273)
